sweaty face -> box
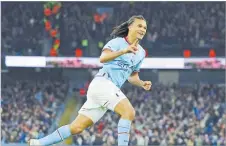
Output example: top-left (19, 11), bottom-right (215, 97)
top-left (129, 18), bottom-right (147, 40)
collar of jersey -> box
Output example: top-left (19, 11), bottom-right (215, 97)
top-left (124, 36), bottom-right (131, 45)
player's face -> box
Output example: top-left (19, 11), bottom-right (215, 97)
top-left (129, 18), bottom-right (147, 40)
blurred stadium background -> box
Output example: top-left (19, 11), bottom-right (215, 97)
top-left (1, 1), bottom-right (226, 146)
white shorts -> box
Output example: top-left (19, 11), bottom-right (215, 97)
top-left (78, 77), bottom-right (127, 123)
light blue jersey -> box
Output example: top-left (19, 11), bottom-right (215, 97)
top-left (96, 37), bottom-right (145, 88)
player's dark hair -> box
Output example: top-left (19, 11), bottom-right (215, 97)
top-left (110, 15), bottom-right (146, 38)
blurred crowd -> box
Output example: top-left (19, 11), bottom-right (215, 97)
top-left (2, 2), bottom-right (225, 57)
top-left (1, 80), bottom-right (69, 143)
top-left (1, 77), bottom-right (225, 145)
top-left (73, 83), bottom-right (226, 146)
top-left (2, 2), bottom-right (44, 56)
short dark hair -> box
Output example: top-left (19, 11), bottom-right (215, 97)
top-left (110, 15), bottom-right (146, 38)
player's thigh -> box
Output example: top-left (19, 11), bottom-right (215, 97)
top-left (87, 77), bottom-right (128, 112)
top-left (114, 98), bottom-right (135, 118)
top-left (69, 114), bottom-right (93, 134)
top-left (78, 98), bottom-right (107, 124)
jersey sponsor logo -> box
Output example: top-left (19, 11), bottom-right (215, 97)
top-left (116, 61), bottom-right (133, 73)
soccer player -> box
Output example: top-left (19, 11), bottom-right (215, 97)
top-left (29, 15), bottom-right (152, 146)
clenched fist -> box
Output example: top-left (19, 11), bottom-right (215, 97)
top-left (142, 81), bottom-right (152, 90)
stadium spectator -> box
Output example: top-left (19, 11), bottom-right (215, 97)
top-left (71, 83), bottom-right (225, 146)
top-left (1, 80), bottom-right (68, 143)
top-left (2, 2), bottom-right (225, 57)
top-left (1, 79), bottom-right (225, 145)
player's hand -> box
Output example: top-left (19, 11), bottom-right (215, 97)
top-left (142, 81), bottom-right (152, 91)
top-left (122, 39), bottom-right (139, 54)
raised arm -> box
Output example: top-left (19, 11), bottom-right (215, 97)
top-left (100, 39), bottom-right (139, 63)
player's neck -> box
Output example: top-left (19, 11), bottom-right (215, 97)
top-left (126, 35), bottom-right (137, 45)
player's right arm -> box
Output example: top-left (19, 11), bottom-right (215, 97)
top-left (100, 39), bottom-right (139, 63)
top-left (100, 49), bottom-right (125, 63)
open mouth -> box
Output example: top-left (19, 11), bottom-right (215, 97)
top-left (138, 32), bottom-right (144, 36)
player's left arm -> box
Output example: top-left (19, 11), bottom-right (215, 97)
top-left (128, 50), bottom-right (152, 90)
top-left (128, 72), bottom-right (152, 90)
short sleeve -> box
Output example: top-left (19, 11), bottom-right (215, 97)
top-left (103, 38), bottom-right (119, 52)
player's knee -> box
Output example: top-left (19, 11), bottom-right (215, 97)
top-left (122, 108), bottom-right (136, 121)
top-left (69, 124), bottom-right (84, 135)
